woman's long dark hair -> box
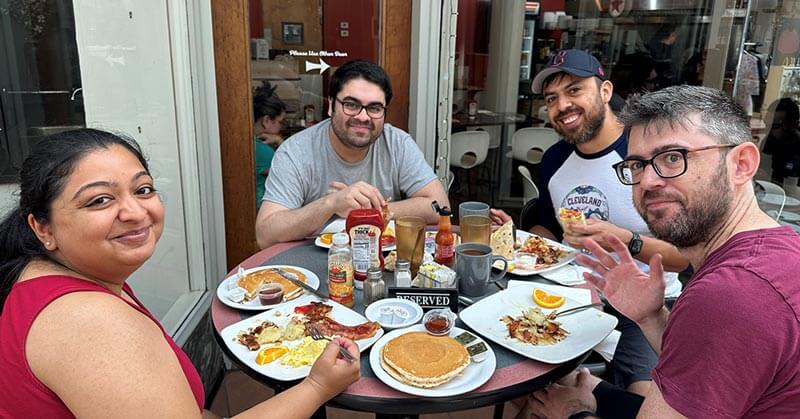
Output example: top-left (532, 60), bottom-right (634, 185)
top-left (0, 128), bottom-right (149, 310)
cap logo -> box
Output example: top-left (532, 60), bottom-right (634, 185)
top-left (553, 50), bottom-right (567, 67)
top-left (598, 67), bottom-right (605, 76)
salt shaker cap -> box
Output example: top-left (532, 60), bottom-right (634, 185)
top-left (396, 259), bottom-right (410, 270)
top-left (367, 267), bottom-right (383, 279)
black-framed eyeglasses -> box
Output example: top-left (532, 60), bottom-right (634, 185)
top-left (335, 97), bottom-right (386, 119)
top-left (612, 144), bottom-right (736, 185)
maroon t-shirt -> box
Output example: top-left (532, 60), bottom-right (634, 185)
top-left (653, 226), bottom-right (800, 418)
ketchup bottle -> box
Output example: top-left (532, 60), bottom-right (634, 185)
top-left (346, 208), bottom-right (384, 288)
top-left (432, 201), bottom-right (455, 267)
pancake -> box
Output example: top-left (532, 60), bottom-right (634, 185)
top-left (381, 332), bottom-right (470, 388)
top-left (237, 268), bottom-right (307, 301)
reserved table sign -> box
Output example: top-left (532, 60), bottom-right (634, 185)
top-left (388, 287), bottom-right (460, 312)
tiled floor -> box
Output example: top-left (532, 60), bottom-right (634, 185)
top-left (209, 370), bottom-right (524, 419)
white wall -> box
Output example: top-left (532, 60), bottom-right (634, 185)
top-left (72, 0), bottom-right (215, 335)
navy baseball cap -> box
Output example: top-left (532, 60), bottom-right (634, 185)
top-left (532, 49), bottom-right (606, 94)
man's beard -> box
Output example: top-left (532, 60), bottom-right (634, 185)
top-left (553, 95), bottom-right (606, 145)
top-left (637, 162), bottom-right (732, 248)
top-left (330, 111), bottom-right (379, 149)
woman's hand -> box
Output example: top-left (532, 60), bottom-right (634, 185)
top-left (305, 337), bottom-right (361, 400)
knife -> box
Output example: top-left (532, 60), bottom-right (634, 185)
top-left (269, 268), bottom-right (329, 301)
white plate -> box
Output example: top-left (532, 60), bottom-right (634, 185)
top-left (369, 325), bottom-right (496, 397)
top-left (460, 282), bottom-right (617, 364)
top-left (315, 219), bottom-right (396, 251)
top-left (495, 230), bottom-right (578, 276)
top-left (220, 294), bottom-right (384, 381)
top-left (364, 298), bottom-right (424, 329)
top-left (216, 265), bottom-right (320, 311)
top-left (538, 264), bottom-right (589, 286)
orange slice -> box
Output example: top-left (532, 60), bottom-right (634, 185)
top-left (255, 345), bottom-right (288, 365)
top-left (319, 233), bottom-right (334, 245)
top-left (532, 288), bottom-right (565, 309)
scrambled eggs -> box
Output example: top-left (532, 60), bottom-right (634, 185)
top-left (281, 336), bottom-right (327, 367)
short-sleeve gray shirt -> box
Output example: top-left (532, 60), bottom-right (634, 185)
top-left (263, 119), bottom-right (437, 209)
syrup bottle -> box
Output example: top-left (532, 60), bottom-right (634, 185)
top-left (432, 201), bottom-right (455, 267)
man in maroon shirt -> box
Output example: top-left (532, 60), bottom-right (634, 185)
top-left (528, 86), bottom-right (800, 418)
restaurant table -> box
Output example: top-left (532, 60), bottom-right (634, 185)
top-left (212, 240), bottom-right (590, 418)
top-left (451, 111), bottom-right (530, 207)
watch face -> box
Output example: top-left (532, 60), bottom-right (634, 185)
top-left (629, 234), bottom-right (643, 255)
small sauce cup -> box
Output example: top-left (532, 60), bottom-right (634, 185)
top-left (258, 283), bottom-right (284, 305)
top-left (423, 308), bottom-right (457, 336)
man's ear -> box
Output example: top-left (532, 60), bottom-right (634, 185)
top-left (327, 98), bottom-right (334, 117)
top-left (600, 80), bottom-right (614, 104)
top-left (729, 142), bottom-right (760, 187)
top-left (27, 214), bottom-right (55, 251)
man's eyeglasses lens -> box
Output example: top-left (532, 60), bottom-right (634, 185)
top-left (338, 98), bottom-right (385, 118)
top-left (615, 150), bottom-right (688, 185)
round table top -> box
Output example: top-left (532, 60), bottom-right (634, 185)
top-left (211, 240), bottom-right (589, 415)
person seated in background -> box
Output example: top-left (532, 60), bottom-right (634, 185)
top-left (491, 49), bottom-right (689, 395)
top-left (256, 60), bottom-right (448, 248)
top-left (253, 81), bottom-right (287, 208)
top-left (0, 129), bottom-right (360, 418)
top-left (528, 85), bottom-right (800, 419)
top-left (761, 97), bottom-right (800, 185)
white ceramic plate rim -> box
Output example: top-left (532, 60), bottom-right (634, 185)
top-left (216, 265), bottom-right (320, 311)
top-left (459, 283), bottom-right (617, 364)
top-left (220, 294), bottom-right (384, 381)
top-left (369, 325), bottom-right (496, 397)
top-left (364, 298), bottom-right (424, 329)
top-left (494, 230), bottom-right (578, 276)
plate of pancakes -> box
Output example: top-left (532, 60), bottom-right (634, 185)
top-left (369, 325), bottom-right (496, 397)
top-left (217, 265), bottom-right (320, 311)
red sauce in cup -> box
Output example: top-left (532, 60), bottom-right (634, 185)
top-left (258, 283), bottom-right (284, 305)
top-left (424, 315), bottom-right (451, 335)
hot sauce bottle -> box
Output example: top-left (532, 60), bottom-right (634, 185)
top-left (432, 201), bottom-right (455, 267)
top-left (346, 208), bottom-right (384, 288)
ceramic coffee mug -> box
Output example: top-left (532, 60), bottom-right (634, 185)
top-left (455, 243), bottom-right (508, 297)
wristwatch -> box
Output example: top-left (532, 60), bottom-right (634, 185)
top-left (628, 231), bottom-right (643, 256)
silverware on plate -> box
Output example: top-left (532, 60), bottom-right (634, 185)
top-left (553, 302), bottom-right (604, 318)
top-left (307, 324), bottom-right (356, 363)
top-left (269, 268), bottom-right (329, 301)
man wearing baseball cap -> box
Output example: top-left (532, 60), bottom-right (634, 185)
top-left (491, 49), bottom-right (690, 395)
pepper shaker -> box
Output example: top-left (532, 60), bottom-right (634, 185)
top-left (363, 267), bottom-right (386, 306)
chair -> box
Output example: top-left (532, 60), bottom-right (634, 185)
top-left (450, 131), bottom-right (490, 200)
top-left (755, 180), bottom-right (786, 220)
top-left (517, 165), bottom-right (540, 205)
top-left (508, 127), bottom-right (560, 164)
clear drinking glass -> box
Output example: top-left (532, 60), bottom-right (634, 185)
top-left (460, 215), bottom-right (491, 245)
top-left (396, 216), bottom-right (426, 276)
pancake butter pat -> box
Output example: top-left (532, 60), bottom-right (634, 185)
top-left (347, 209), bottom-right (385, 287)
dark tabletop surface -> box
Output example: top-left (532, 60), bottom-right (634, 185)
top-left (211, 240), bottom-right (591, 414)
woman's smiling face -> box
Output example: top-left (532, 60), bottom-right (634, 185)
top-left (36, 144), bottom-right (164, 282)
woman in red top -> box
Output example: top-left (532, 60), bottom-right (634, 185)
top-left (0, 129), bottom-right (360, 418)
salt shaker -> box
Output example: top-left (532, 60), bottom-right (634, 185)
top-left (394, 259), bottom-right (412, 287)
top-left (363, 267), bottom-right (386, 306)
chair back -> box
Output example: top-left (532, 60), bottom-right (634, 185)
top-left (468, 126), bottom-right (501, 149)
top-left (449, 131), bottom-right (490, 169)
top-left (517, 165), bottom-right (540, 205)
top-left (755, 180), bottom-right (786, 220)
top-left (511, 127), bottom-right (559, 164)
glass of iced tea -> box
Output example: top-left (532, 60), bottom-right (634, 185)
top-left (460, 215), bottom-right (491, 245)
top-left (396, 216), bottom-right (426, 277)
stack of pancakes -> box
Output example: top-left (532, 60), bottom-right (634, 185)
top-left (237, 268), bottom-right (306, 301)
top-left (380, 332), bottom-right (470, 388)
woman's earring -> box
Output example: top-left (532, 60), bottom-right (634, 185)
top-left (45, 241), bottom-right (51, 248)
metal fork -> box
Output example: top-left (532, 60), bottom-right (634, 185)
top-left (307, 324), bottom-right (356, 363)
top-left (553, 302), bottom-right (605, 318)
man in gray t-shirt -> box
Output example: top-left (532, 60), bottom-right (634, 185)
top-left (256, 60), bottom-right (448, 248)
